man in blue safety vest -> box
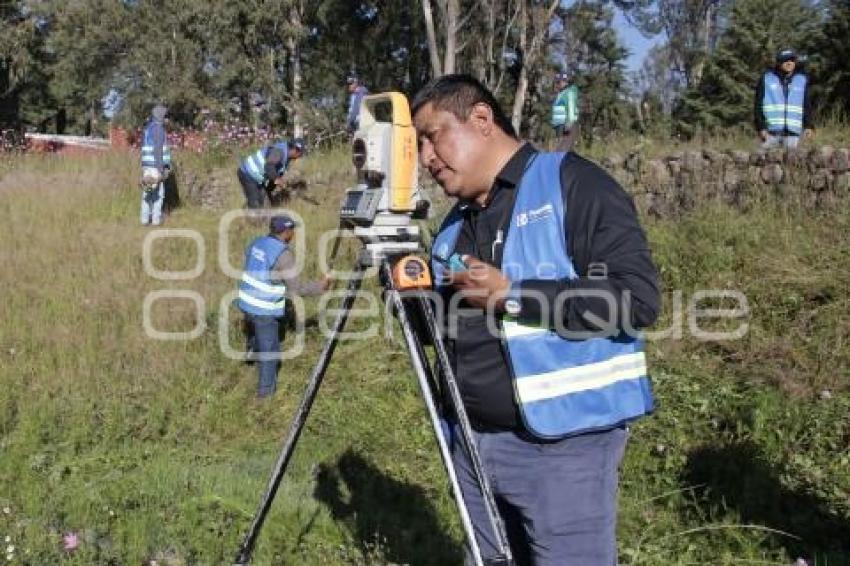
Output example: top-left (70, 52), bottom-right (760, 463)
top-left (755, 48), bottom-right (813, 150)
top-left (139, 104), bottom-right (171, 226)
top-left (237, 139), bottom-right (306, 210)
top-left (346, 75), bottom-right (369, 134)
top-left (237, 215), bottom-right (330, 398)
top-left (412, 75), bottom-right (660, 565)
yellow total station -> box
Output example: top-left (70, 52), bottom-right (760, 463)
top-left (353, 92), bottom-right (418, 213)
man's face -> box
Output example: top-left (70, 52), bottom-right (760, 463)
top-left (281, 228), bottom-right (295, 243)
top-left (347, 82), bottom-right (357, 93)
top-left (780, 60), bottom-right (796, 74)
top-left (413, 102), bottom-right (492, 201)
top-left (555, 79), bottom-right (568, 91)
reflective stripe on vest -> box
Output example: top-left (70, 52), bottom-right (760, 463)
top-left (241, 142), bottom-right (289, 184)
top-left (237, 235), bottom-right (288, 316)
top-left (431, 152), bottom-right (654, 439)
top-left (140, 122), bottom-right (172, 167)
top-left (762, 72), bottom-right (807, 135)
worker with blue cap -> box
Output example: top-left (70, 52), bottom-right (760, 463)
top-left (237, 214), bottom-right (330, 398)
top-left (755, 48), bottom-right (813, 149)
top-left (238, 138), bottom-right (307, 209)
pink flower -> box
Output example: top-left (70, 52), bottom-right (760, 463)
top-left (63, 532), bottom-right (79, 551)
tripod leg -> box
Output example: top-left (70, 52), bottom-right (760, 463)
top-left (234, 259), bottom-right (368, 565)
top-left (384, 279), bottom-right (486, 566)
top-left (415, 292), bottom-right (514, 564)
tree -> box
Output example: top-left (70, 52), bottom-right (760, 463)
top-left (809, 0), bottom-right (850, 119)
top-left (1, 0), bottom-right (54, 130)
top-left (552, 1), bottom-right (631, 141)
top-left (633, 44), bottom-right (681, 116)
top-left (508, 0), bottom-right (561, 133)
top-left (631, 0), bottom-right (729, 89)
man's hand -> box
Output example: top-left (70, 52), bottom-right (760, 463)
top-left (273, 175), bottom-right (287, 187)
top-left (319, 273), bottom-right (332, 291)
top-left (450, 256), bottom-right (512, 311)
top-left (759, 130), bottom-right (769, 142)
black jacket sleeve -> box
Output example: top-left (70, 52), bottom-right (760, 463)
top-left (803, 75), bottom-right (814, 129)
top-left (264, 147), bottom-right (284, 180)
top-left (754, 74), bottom-right (767, 132)
top-left (513, 154), bottom-right (660, 334)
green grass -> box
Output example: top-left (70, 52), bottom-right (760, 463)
top-left (0, 145), bottom-right (848, 564)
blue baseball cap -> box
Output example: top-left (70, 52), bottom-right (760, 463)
top-left (776, 48), bottom-right (797, 63)
top-left (269, 215), bottom-right (298, 233)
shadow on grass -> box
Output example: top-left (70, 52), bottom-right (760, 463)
top-left (681, 441), bottom-right (850, 564)
top-left (163, 173), bottom-right (181, 214)
top-left (314, 450), bottom-right (463, 565)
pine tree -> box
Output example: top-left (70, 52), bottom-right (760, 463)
top-left (810, 0), bottom-right (850, 119)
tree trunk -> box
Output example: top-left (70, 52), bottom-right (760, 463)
top-left (510, 1), bottom-right (528, 133)
top-left (421, 0), bottom-right (442, 77)
top-left (510, 0), bottom-right (560, 133)
top-left (443, 0), bottom-right (458, 74)
top-left (288, 2), bottom-right (304, 137)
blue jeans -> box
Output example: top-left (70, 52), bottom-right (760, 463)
top-left (140, 182), bottom-right (164, 225)
top-left (246, 314), bottom-right (284, 397)
top-left (451, 425), bottom-right (628, 565)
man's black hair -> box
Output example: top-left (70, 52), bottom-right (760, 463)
top-left (411, 74), bottom-right (517, 139)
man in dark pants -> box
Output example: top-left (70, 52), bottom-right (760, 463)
top-left (237, 139), bottom-right (306, 209)
top-left (237, 215), bottom-right (329, 398)
top-left (412, 75), bottom-right (659, 565)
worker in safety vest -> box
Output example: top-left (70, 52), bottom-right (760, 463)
top-left (237, 139), bottom-right (306, 209)
top-left (755, 48), bottom-right (813, 150)
top-left (551, 71), bottom-right (580, 152)
top-left (414, 74), bottom-right (659, 564)
top-left (237, 215), bottom-right (330, 398)
top-left (139, 104), bottom-right (171, 225)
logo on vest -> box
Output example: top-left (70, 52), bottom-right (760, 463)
top-left (516, 203), bottom-right (555, 228)
top-left (251, 248), bottom-right (267, 262)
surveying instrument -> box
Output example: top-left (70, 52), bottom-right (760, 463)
top-left (234, 93), bottom-right (514, 565)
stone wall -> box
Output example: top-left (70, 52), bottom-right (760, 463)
top-left (600, 146), bottom-right (850, 216)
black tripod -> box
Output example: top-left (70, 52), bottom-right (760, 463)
top-left (234, 247), bottom-right (513, 565)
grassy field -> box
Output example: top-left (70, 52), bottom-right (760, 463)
top-left (0, 140), bottom-right (848, 565)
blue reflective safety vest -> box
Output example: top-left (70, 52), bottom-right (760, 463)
top-left (431, 152), bottom-right (654, 439)
top-left (551, 85), bottom-right (579, 128)
top-left (762, 72), bottom-right (807, 135)
top-left (240, 142), bottom-right (290, 184)
top-left (140, 121), bottom-right (172, 168)
top-left (237, 235), bottom-right (288, 317)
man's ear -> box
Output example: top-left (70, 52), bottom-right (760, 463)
top-left (468, 102), bottom-right (495, 136)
